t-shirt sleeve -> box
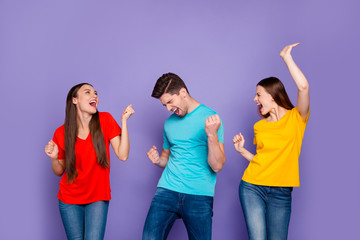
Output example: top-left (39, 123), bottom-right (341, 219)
top-left (217, 116), bottom-right (224, 143)
top-left (294, 107), bottom-right (310, 125)
top-left (163, 128), bottom-right (170, 150)
top-left (102, 112), bottom-right (121, 141)
top-left (53, 127), bottom-right (65, 160)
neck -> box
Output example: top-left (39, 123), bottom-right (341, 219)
top-left (186, 97), bottom-right (201, 114)
top-left (267, 106), bottom-right (288, 122)
top-left (76, 110), bottom-right (92, 130)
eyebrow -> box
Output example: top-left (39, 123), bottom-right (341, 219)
top-left (162, 99), bottom-right (172, 106)
top-left (83, 88), bottom-right (96, 92)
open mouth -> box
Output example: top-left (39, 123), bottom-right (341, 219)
top-left (89, 100), bottom-right (97, 107)
top-left (171, 107), bottom-right (180, 115)
top-left (257, 103), bottom-right (263, 112)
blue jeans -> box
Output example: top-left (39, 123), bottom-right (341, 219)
top-left (239, 180), bottom-right (293, 240)
top-left (142, 187), bottom-right (213, 240)
top-left (59, 200), bottom-right (109, 240)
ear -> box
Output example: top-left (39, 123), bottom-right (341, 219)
top-left (72, 97), bottom-right (78, 105)
top-left (179, 88), bottom-right (187, 98)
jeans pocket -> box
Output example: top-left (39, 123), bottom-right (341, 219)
top-left (280, 187), bottom-right (293, 195)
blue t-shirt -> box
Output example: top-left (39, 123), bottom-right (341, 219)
top-left (157, 104), bottom-right (224, 197)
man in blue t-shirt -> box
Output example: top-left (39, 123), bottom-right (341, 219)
top-left (143, 73), bottom-right (225, 240)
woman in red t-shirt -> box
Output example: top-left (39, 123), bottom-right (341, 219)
top-left (45, 83), bottom-right (134, 240)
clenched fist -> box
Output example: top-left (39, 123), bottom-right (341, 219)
top-left (45, 140), bottom-right (59, 159)
top-left (121, 104), bottom-right (135, 122)
top-left (147, 145), bottom-right (160, 165)
top-left (205, 114), bottom-right (221, 137)
top-left (233, 133), bottom-right (245, 153)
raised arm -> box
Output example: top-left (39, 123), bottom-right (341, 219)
top-left (233, 133), bottom-right (254, 162)
top-left (280, 43), bottom-right (310, 120)
top-left (111, 104), bottom-right (135, 161)
top-left (205, 115), bottom-right (226, 173)
top-left (45, 140), bottom-right (65, 176)
top-left (147, 146), bottom-right (170, 168)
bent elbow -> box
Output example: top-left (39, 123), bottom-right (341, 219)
top-left (299, 83), bottom-right (309, 92)
top-left (213, 167), bottom-right (221, 173)
top-left (212, 161), bottom-right (225, 173)
top-left (118, 154), bottom-right (129, 161)
top-left (54, 170), bottom-right (64, 177)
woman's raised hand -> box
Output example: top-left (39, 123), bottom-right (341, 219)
top-left (280, 43), bottom-right (300, 60)
top-left (121, 104), bottom-right (135, 122)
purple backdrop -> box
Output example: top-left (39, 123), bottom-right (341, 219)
top-left (1, 0), bottom-right (359, 239)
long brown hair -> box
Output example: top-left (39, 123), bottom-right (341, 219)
top-left (257, 77), bottom-right (294, 118)
top-left (64, 83), bottom-right (108, 183)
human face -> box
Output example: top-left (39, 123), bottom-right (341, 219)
top-left (73, 84), bottom-right (99, 115)
top-left (159, 90), bottom-right (187, 117)
top-left (253, 85), bottom-right (276, 115)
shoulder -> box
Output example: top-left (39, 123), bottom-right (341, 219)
top-left (53, 125), bottom-right (65, 144)
top-left (198, 104), bottom-right (218, 116)
top-left (54, 125), bottom-right (65, 136)
top-left (99, 112), bottom-right (116, 122)
top-left (254, 118), bottom-right (266, 128)
top-left (99, 111), bottom-right (112, 119)
top-left (165, 113), bottom-right (177, 122)
top-left (291, 107), bottom-right (309, 123)
top-left (99, 111), bottom-right (118, 126)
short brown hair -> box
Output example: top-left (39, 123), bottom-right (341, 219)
top-left (151, 73), bottom-right (189, 98)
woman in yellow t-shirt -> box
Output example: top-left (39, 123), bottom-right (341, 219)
top-left (233, 43), bottom-right (310, 240)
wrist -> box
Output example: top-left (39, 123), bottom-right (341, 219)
top-left (237, 147), bottom-right (246, 154)
top-left (207, 133), bottom-right (218, 141)
top-left (282, 55), bottom-right (293, 62)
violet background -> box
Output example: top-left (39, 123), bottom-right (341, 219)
top-left (1, 0), bottom-right (359, 239)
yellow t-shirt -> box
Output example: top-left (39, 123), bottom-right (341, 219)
top-left (242, 107), bottom-right (309, 187)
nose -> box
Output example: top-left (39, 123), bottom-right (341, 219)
top-left (166, 105), bottom-right (172, 112)
top-left (253, 96), bottom-right (257, 102)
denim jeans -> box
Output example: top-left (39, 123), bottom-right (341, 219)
top-left (142, 187), bottom-right (214, 240)
top-left (239, 180), bottom-right (293, 240)
top-left (59, 200), bottom-right (109, 240)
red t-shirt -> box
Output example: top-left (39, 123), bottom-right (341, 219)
top-left (53, 112), bottom-right (121, 204)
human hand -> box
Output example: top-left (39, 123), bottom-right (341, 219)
top-left (146, 145), bottom-right (160, 165)
top-left (280, 43), bottom-right (300, 60)
top-left (45, 140), bottom-right (59, 159)
top-left (121, 104), bottom-right (135, 122)
top-left (233, 133), bottom-right (245, 153)
top-left (205, 115), bottom-right (221, 137)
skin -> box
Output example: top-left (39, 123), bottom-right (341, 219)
top-left (45, 84), bottom-right (135, 176)
top-left (147, 88), bottom-right (225, 172)
top-left (233, 43), bottom-right (310, 162)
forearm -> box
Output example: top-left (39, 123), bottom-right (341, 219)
top-left (51, 158), bottom-right (65, 176)
top-left (236, 147), bottom-right (254, 162)
top-left (155, 156), bottom-right (168, 168)
top-left (283, 56), bottom-right (309, 92)
top-left (156, 150), bottom-right (170, 168)
top-left (283, 54), bottom-right (310, 118)
top-left (207, 136), bottom-right (225, 173)
top-left (117, 120), bottom-right (130, 161)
